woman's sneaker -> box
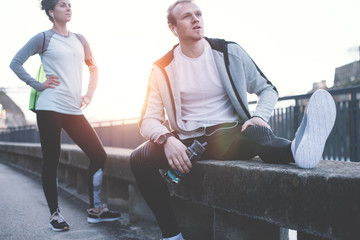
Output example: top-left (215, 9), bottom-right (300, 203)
top-left (87, 205), bottom-right (121, 223)
top-left (49, 209), bottom-right (69, 231)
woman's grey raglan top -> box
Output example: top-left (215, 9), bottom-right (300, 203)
top-left (9, 29), bottom-right (97, 115)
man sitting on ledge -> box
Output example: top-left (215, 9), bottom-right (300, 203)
top-left (130, 0), bottom-right (336, 239)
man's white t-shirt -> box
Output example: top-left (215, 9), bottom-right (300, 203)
top-left (174, 40), bottom-right (239, 126)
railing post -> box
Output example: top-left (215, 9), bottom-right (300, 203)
top-left (293, 99), bottom-right (301, 137)
top-left (349, 90), bottom-right (359, 162)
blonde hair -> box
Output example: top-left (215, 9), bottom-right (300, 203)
top-left (167, 0), bottom-right (195, 25)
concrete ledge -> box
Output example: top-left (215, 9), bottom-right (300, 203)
top-left (0, 142), bottom-right (359, 240)
top-left (174, 159), bottom-right (360, 239)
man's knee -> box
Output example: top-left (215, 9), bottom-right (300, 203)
top-left (130, 148), bottom-right (140, 173)
top-left (130, 140), bottom-right (166, 173)
top-left (129, 141), bottom-right (154, 171)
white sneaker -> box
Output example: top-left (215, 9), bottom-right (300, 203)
top-left (162, 233), bottom-right (184, 240)
top-left (291, 89), bottom-right (336, 168)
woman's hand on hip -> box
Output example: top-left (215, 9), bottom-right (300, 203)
top-left (43, 75), bottom-right (60, 89)
top-left (81, 95), bottom-right (91, 109)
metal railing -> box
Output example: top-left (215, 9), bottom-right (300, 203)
top-left (0, 117), bottom-right (145, 149)
top-left (1, 86), bottom-right (360, 161)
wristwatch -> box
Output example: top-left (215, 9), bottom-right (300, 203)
top-left (157, 133), bottom-right (174, 145)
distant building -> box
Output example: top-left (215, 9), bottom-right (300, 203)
top-left (310, 80), bottom-right (329, 92)
top-left (334, 46), bottom-right (360, 88)
top-left (0, 89), bottom-right (27, 128)
top-left (295, 80), bottom-right (330, 107)
top-left (334, 61), bottom-right (360, 87)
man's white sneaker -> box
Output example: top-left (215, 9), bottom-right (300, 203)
top-left (291, 89), bottom-right (336, 169)
top-left (162, 233), bottom-right (184, 240)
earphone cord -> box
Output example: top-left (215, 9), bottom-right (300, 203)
top-left (204, 122), bottom-right (239, 137)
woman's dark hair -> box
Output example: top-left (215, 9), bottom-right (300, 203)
top-left (40, 0), bottom-right (58, 22)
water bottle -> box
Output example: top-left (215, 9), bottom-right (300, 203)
top-left (163, 140), bottom-right (207, 184)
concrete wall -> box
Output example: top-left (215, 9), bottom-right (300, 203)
top-left (0, 142), bottom-right (359, 240)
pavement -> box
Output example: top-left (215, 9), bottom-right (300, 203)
top-left (0, 162), bottom-right (162, 240)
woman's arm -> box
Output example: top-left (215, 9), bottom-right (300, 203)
top-left (75, 33), bottom-right (98, 108)
top-left (9, 32), bottom-right (45, 91)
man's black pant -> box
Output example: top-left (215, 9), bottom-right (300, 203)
top-left (130, 124), bottom-right (293, 238)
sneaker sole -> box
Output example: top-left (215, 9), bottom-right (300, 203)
top-left (294, 89), bottom-right (336, 168)
top-left (49, 223), bottom-right (69, 232)
top-left (87, 216), bottom-right (121, 223)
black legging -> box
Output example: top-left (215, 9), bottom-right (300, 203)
top-left (130, 124), bottom-right (294, 238)
top-left (37, 110), bottom-right (106, 214)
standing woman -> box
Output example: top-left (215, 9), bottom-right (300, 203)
top-left (9, 0), bottom-right (120, 232)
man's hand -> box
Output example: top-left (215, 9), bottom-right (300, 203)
top-left (241, 116), bottom-right (270, 132)
top-left (164, 137), bottom-right (192, 173)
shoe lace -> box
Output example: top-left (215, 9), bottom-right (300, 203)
top-left (51, 209), bottom-right (66, 223)
top-left (102, 205), bottom-right (110, 212)
top-left (57, 213), bottom-right (65, 223)
top-left (87, 204), bottom-right (110, 215)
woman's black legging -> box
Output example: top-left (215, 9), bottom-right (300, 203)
top-left (37, 110), bottom-right (106, 214)
top-left (130, 124), bottom-right (294, 238)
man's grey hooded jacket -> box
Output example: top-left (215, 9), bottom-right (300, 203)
top-left (139, 37), bottom-right (279, 142)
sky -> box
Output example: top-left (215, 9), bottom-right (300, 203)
top-left (1, 0), bottom-right (360, 123)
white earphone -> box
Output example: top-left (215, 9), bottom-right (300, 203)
top-left (174, 29), bottom-right (177, 35)
top-left (51, 12), bottom-right (54, 18)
